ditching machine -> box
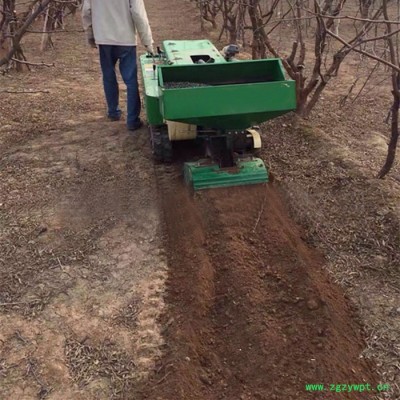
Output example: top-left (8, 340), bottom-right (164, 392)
top-left (140, 40), bottom-right (296, 190)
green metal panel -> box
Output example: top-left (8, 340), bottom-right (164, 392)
top-left (159, 58), bottom-right (285, 83)
top-left (184, 158), bottom-right (269, 190)
top-left (159, 81), bottom-right (296, 129)
top-left (162, 39), bottom-right (226, 65)
top-left (157, 58), bottom-right (295, 129)
top-left (141, 43), bottom-right (296, 129)
top-left (139, 54), bottom-right (163, 125)
top-left (166, 110), bottom-right (292, 131)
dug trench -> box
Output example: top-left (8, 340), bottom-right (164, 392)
top-left (135, 160), bottom-right (379, 400)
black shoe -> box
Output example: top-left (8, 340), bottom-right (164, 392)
top-left (108, 114), bottom-right (121, 121)
top-left (127, 120), bottom-right (143, 131)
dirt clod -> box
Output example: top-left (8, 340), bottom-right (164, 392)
top-left (306, 298), bottom-right (320, 310)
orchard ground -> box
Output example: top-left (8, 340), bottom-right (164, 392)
top-left (0, 0), bottom-right (399, 399)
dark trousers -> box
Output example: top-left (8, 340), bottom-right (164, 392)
top-left (99, 45), bottom-right (141, 128)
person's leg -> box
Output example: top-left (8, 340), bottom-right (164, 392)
top-left (99, 45), bottom-right (121, 120)
top-left (117, 46), bottom-right (141, 129)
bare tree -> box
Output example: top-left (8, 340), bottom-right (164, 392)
top-left (246, 0), bottom-right (393, 117)
top-left (0, 0), bottom-right (81, 70)
top-left (218, 0), bottom-right (248, 44)
top-left (359, 0), bottom-right (375, 19)
top-left (192, 0), bottom-right (222, 30)
top-left (0, 0), bottom-right (31, 71)
top-left (40, 0), bottom-right (80, 51)
top-left (192, 0), bottom-right (400, 177)
top-left (377, 0), bottom-right (399, 178)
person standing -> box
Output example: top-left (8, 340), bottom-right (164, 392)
top-left (82, 0), bottom-right (154, 131)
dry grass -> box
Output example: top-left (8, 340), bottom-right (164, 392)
top-left (65, 338), bottom-right (137, 399)
top-left (112, 297), bottom-right (141, 329)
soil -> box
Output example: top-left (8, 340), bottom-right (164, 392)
top-left (0, 0), bottom-right (398, 399)
top-left (136, 177), bottom-right (378, 400)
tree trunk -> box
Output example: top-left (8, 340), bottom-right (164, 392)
top-left (40, 7), bottom-right (50, 51)
top-left (359, 0), bottom-right (373, 19)
top-left (378, 74), bottom-right (400, 178)
top-left (302, 81), bottom-right (327, 117)
top-left (378, 0), bottom-right (399, 178)
top-left (199, 0), bottom-right (205, 31)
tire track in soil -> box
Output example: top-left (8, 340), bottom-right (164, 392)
top-left (137, 162), bottom-right (378, 400)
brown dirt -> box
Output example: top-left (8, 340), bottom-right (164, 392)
top-left (0, 7), bottom-right (168, 399)
top-left (0, 0), bottom-right (397, 399)
top-left (134, 170), bottom-right (378, 400)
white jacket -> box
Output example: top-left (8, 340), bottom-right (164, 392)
top-left (82, 0), bottom-right (153, 47)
